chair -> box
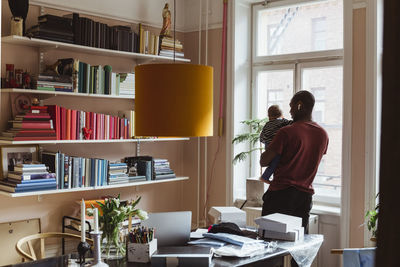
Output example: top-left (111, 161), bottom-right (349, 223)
top-left (16, 232), bottom-right (93, 261)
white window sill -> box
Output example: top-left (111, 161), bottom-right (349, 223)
top-left (311, 204), bottom-right (341, 216)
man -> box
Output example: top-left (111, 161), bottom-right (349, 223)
top-left (260, 90), bottom-right (329, 232)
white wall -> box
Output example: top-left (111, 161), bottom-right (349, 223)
top-left (184, 0), bottom-right (224, 32)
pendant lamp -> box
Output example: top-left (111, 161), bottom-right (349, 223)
top-left (134, 63), bottom-right (213, 137)
top-left (134, 1), bottom-right (213, 137)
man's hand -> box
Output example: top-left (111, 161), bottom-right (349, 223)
top-left (260, 147), bottom-right (278, 167)
top-left (259, 176), bottom-right (271, 184)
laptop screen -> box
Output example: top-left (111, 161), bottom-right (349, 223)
top-left (141, 211), bottom-right (192, 247)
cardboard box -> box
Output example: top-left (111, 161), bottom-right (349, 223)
top-left (127, 238), bottom-right (157, 263)
top-left (208, 206), bottom-right (246, 227)
top-left (254, 213), bottom-right (302, 233)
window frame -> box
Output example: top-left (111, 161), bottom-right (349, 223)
top-left (250, 1), bottom-right (344, 206)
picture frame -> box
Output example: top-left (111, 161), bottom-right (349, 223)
top-left (0, 145), bottom-right (39, 179)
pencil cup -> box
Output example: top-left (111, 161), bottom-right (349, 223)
top-left (127, 238), bottom-right (157, 263)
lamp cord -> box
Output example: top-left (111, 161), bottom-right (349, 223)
top-left (174, 0), bottom-right (176, 62)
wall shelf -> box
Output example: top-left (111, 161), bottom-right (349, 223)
top-left (0, 137), bottom-right (189, 145)
top-left (1, 88), bottom-right (135, 100)
top-left (0, 176), bottom-right (189, 198)
top-left (2, 35), bottom-right (190, 63)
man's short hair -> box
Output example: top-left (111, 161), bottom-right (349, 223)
top-left (268, 105), bottom-right (282, 118)
top-left (291, 90), bottom-right (315, 112)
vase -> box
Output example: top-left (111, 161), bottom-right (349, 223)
top-left (101, 223), bottom-right (127, 259)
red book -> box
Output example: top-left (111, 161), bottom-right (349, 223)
top-left (96, 114), bottom-right (101, 140)
top-left (91, 113), bottom-right (96, 140)
top-left (116, 117), bottom-right (120, 139)
top-left (71, 110), bottom-right (77, 140)
top-left (47, 105), bottom-right (61, 140)
top-left (66, 109), bottom-right (71, 140)
top-left (109, 116), bottom-right (113, 140)
top-left (101, 114), bottom-right (105, 140)
top-left (60, 107), bottom-right (67, 140)
top-left (12, 121), bottom-right (52, 129)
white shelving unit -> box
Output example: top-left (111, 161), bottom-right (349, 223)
top-left (2, 35), bottom-right (190, 63)
top-left (0, 176), bottom-right (189, 198)
top-left (1, 88), bottom-right (135, 99)
top-left (0, 137), bottom-right (189, 145)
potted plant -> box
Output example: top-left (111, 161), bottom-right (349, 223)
top-left (365, 193), bottom-right (379, 242)
top-left (232, 118), bottom-right (268, 165)
top-left (232, 118), bottom-right (268, 207)
top-left (88, 195), bottom-right (148, 259)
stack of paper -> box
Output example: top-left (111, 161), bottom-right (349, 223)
top-left (255, 213), bottom-right (304, 241)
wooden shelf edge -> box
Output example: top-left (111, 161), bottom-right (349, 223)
top-left (0, 138), bottom-right (189, 145)
top-left (0, 176), bottom-right (189, 198)
top-left (1, 88), bottom-right (135, 99)
top-left (2, 35), bottom-right (190, 62)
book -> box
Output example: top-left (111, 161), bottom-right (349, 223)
top-left (7, 171), bottom-right (54, 181)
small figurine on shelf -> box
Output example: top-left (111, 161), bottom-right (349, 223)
top-left (22, 71), bottom-right (31, 89)
top-left (83, 128), bottom-right (93, 140)
top-left (31, 97), bottom-right (40, 106)
top-left (160, 3), bottom-right (171, 37)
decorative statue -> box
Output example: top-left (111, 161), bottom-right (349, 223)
top-left (8, 0), bottom-right (29, 35)
top-left (160, 3), bottom-right (171, 37)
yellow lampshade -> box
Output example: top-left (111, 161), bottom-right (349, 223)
top-left (134, 63), bottom-right (213, 137)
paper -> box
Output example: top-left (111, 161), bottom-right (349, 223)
top-left (203, 232), bottom-right (264, 246)
top-left (188, 238), bottom-right (227, 247)
top-left (190, 228), bottom-right (208, 239)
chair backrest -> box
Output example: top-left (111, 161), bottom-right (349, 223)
top-left (16, 232), bottom-right (93, 261)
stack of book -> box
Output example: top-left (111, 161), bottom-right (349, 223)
top-left (139, 25), bottom-right (160, 55)
top-left (108, 163), bottom-right (129, 185)
top-left (41, 151), bottom-right (109, 189)
top-left (154, 159), bottom-right (176, 180)
top-left (37, 75), bottom-right (73, 92)
top-left (159, 37), bottom-right (184, 58)
top-left (255, 213), bottom-right (304, 241)
top-left (118, 73), bottom-right (135, 97)
top-left (26, 14), bottom-right (74, 43)
top-left (0, 106), bottom-right (57, 141)
top-left (0, 164), bottom-right (57, 193)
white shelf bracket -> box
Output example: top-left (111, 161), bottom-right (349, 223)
top-left (40, 6), bottom-right (45, 16)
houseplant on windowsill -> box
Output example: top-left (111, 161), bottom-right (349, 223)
top-left (88, 195), bottom-right (148, 259)
top-left (365, 193), bottom-right (379, 242)
top-left (232, 118), bottom-right (268, 207)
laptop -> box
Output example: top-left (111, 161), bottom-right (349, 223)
top-left (141, 211), bottom-right (192, 247)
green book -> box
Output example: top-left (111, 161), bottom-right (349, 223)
top-left (37, 86), bottom-right (55, 91)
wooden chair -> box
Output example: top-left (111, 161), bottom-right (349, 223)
top-left (16, 232), bottom-right (93, 261)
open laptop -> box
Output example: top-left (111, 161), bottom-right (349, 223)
top-left (141, 211), bottom-right (192, 247)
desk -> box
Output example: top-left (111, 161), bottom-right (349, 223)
top-left (7, 235), bottom-right (322, 267)
top-left (6, 248), bottom-right (287, 267)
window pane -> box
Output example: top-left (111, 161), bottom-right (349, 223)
top-left (254, 69), bottom-right (293, 177)
top-left (256, 0), bottom-right (343, 56)
top-left (302, 65), bottom-right (343, 198)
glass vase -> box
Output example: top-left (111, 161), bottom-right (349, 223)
top-left (101, 223), bottom-right (127, 259)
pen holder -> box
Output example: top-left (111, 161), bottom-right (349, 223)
top-left (127, 238), bottom-right (157, 263)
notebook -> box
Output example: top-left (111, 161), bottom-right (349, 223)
top-left (141, 211), bottom-right (192, 247)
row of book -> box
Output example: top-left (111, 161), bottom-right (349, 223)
top-left (0, 105), bottom-right (132, 141)
top-left (27, 14), bottom-right (141, 53)
top-left (37, 58), bottom-right (135, 97)
top-left (0, 164), bottom-right (57, 193)
top-left (124, 156), bottom-right (176, 181)
top-left (108, 163), bottom-right (146, 185)
top-left (25, 13), bottom-right (184, 59)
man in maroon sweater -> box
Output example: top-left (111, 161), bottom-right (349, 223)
top-left (260, 90), bottom-right (329, 233)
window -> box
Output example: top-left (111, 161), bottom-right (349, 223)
top-left (312, 17), bottom-right (327, 50)
top-left (233, 0), bottom-right (343, 203)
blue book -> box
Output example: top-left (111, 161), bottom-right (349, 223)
top-left (14, 184), bottom-right (57, 193)
top-left (7, 178), bottom-right (57, 184)
top-left (8, 171), bottom-right (55, 181)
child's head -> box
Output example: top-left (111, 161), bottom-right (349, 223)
top-left (268, 105), bottom-right (283, 120)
